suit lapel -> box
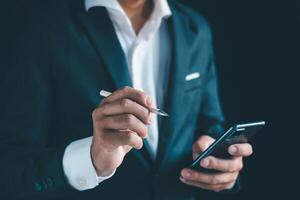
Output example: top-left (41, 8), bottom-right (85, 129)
top-left (74, 3), bottom-right (155, 164)
top-left (73, 1), bottom-right (191, 169)
top-left (75, 5), bottom-right (132, 89)
top-left (155, 5), bottom-right (190, 170)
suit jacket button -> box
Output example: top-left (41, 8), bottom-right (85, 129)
top-left (34, 183), bottom-right (42, 192)
top-left (46, 178), bottom-right (53, 187)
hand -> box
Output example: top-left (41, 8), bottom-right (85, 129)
top-left (91, 87), bottom-right (153, 176)
top-left (180, 135), bottom-right (253, 192)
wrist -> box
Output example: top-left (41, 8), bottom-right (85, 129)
top-left (90, 140), bottom-right (115, 177)
top-left (96, 169), bottom-right (115, 177)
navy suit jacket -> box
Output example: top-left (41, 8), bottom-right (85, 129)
top-left (0, 0), bottom-right (229, 199)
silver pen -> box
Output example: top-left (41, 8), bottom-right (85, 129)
top-left (99, 90), bottom-right (169, 117)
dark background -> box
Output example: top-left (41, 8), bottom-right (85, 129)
top-left (1, 0), bottom-right (299, 199)
top-left (183, 0), bottom-right (299, 199)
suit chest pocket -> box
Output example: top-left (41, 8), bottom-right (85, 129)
top-left (184, 72), bottom-right (203, 92)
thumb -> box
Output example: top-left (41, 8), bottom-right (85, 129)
top-left (192, 135), bottom-right (215, 155)
top-left (192, 152), bottom-right (200, 160)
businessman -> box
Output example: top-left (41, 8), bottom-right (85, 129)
top-left (0, 0), bottom-right (253, 199)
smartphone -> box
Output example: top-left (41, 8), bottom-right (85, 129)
top-left (189, 121), bottom-right (265, 173)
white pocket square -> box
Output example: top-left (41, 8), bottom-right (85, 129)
top-left (185, 72), bottom-right (200, 81)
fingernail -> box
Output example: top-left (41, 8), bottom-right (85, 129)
top-left (229, 146), bottom-right (237, 154)
top-left (201, 158), bottom-right (210, 168)
top-left (181, 169), bottom-right (191, 178)
top-left (146, 96), bottom-right (152, 106)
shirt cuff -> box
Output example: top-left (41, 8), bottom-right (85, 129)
top-left (62, 136), bottom-right (115, 191)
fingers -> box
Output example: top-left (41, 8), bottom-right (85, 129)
top-left (100, 114), bottom-right (148, 138)
top-left (200, 156), bottom-right (244, 172)
top-left (192, 135), bottom-right (215, 155)
top-left (92, 87), bottom-right (152, 152)
top-left (228, 143), bottom-right (253, 157)
top-left (101, 86), bottom-right (152, 109)
top-left (102, 129), bottom-right (143, 150)
top-left (98, 98), bottom-right (151, 124)
top-left (179, 176), bottom-right (235, 192)
top-left (180, 168), bottom-right (238, 185)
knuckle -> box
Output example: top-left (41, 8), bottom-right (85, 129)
top-left (228, 164), bottom-right (236, 172)
top-left (127, 133), bottom-right (142, 149)
top-left (232, 175), bottom-right (238, 182)
top-left (103, 116), bottom-right (112, 127)
top-left (99, 103), bottom-right (107, 113)
top-left (213, 187), bottom-right (222, 193)
top-left (136, 91), bottom-right (145, 101)
top-left (138, 141), bottom-right (143, 149)
top-left (100, 131), bottom-right (109, 143)
top-left (226, 175), bottom-right (234, 183)
top-left (135, 141), bottom-right (143, 149)
top-left (92, 109), bottom-right (100, 120)
top-left (199, 143), bottom-right (208, 152)
top-left (120, 98), bottom-right (131, 108)
top-left (122, 86), bottom-right (130, 91)
top-left (92, 109), bottom-right (97, 119)
top-left (209, 157), bottom-right (217, 168)
top-left (137, 123), bottom-right (147, 138)
top-left (124, 114), bottom-right (134, 124)
top-left (211, 176), bottom-right (221, 184)
top-left (238, 162), bottom-right (244, 171)
top-left (141, 125), bottom-right (148, 137)
top-left (126, 132), bottom-right (135, 143)
top-left (248, 145), bottom-right (253, 155)
top-left (140, 107), bottom-right (149, 119)
top-left (195, 141), bottom-right (206, 152)
top-left (121, 86), bottom-right (131, 94)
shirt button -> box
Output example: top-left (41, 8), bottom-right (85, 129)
top-left (77, 178), bottom-right (87, 188)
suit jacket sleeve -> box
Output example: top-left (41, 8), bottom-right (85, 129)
top-left (0, 16), bottom-right (72, 199)
top-left (192, 14), bottom-right (241, 194)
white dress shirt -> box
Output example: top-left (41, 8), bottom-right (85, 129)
top-left (63, 0), bottom-right (172, 191)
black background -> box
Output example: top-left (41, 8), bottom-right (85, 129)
top-left (184, 0), bottom-right (299, 199)
top-left (1, 0), bottom-right (299, 199)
